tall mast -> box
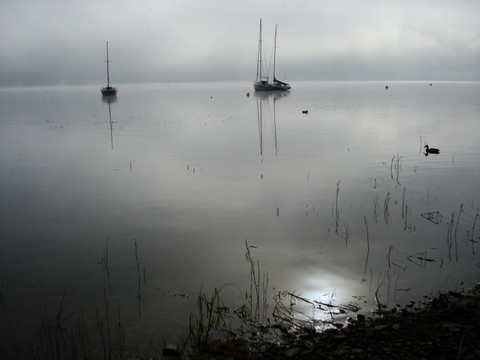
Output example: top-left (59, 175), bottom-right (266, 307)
top-left (105, 41), bottom-right (111, 87)
top-left (256, 19), bottom-right (262, 82)
top-left (273, 25), bottom-right (277, 82)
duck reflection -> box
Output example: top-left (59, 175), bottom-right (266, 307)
top-left (102, 95), bottom-right (117, 149)
top-left (255, 91), bottom-right (289, 156)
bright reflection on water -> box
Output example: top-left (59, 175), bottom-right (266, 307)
top-left (1, 82), bottom-right (479, 355)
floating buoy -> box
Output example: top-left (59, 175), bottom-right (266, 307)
top-left (246, 92), bottom-right (250, 97)
top-left (385, 85), bottom-right (388, 89)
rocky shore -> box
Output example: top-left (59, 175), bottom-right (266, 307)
top-left (185, 284), bottom-right (480, 360)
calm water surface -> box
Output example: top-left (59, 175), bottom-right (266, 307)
top-left (1, 81), bottom-right (479, 356)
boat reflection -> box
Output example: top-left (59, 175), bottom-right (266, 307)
top-left (102, 95), bottom-right (117, 149)
top-left (101, 95), bottom-right (117, 104)
top-left (254, 90), bottom-right (290, 101)
top-left (255, 91), bottom-right (289, 156)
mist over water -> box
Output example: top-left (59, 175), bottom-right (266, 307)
top-left (1, 81), bottom-right (479, 357)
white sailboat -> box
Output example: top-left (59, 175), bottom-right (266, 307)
top-left (101, 41), bottom-right (117, 96)
top-left (254, 19), bottom-right (291, 92)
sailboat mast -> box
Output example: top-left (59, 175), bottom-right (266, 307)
top-left (101, 41), bottom-right (117, 95)
top-left (257, 19), bottom-right (262, 82)
top-left (106, 41), bottom-right (110, 87)
top-left (273, 25), bottom-right (277, 82)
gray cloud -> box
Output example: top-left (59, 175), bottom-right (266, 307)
top-left (1, 0), bottom-right (479, 87)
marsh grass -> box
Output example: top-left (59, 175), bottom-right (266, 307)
top-left (446, 205), bottom-right (464, 262)
top-left (185, 241), bottom-right (368, 357)
top-left (244, 241), bottom-right (269, 324)
top-left (188, 284), bottom-right (234, 347)
top-left (29, 287), bottom-right (128, 360)
top-left (17, 241), bottom-right (148, 360)
top-left (188, 241), bottom-right (270, 349)
top-left (34, 291), bottom-right (85, 360)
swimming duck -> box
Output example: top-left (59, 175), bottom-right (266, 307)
top-left (424, 145), bottom-right (440, 154)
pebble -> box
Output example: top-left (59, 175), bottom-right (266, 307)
top-left (284, 347), bottom-right (301, 358)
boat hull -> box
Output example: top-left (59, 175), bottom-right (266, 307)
top-left (101, 87), bottom-right (117, 96)
top-left (254, 82), bottom-right (291, 91)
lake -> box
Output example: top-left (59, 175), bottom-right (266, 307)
top-left (1, 81), bottom-right (479, 358)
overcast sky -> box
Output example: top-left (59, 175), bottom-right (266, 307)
top-left (1, 0), bottom-right (479, 87)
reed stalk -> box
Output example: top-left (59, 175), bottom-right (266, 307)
top-left (387, 245), bottom-right (393, 269)
top-left (454, 204), bottom-right (463, 261)
top-left (373, 195), bottom-right (379, 223)
top-left (103, 288), bottom-right (112, 359)
top-left (447, 212), bottom-right (455, 261)
top-left (384, 191), bottom-right (391, 224)
top-left (404, 204), bottom-right (409, 231)
top-left (335, 180), bottom-right (341, 235)
top-left (362, 216), bottom-right (371, 282)
top-left (134, 239), bottom-right (142, 320)
top-left (102, 238), bottom-right (112, 292)
top-left (116, 305), bottom-right (125, 357)
top-left (468, 212), bottom-right (479, 252)
top-left (96, 309), bottom-right (106, 360)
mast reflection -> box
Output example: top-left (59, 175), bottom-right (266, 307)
top-left (102, 95), bottom-right (117, 150)
top-left (255, 91), bottom-right (289, 156)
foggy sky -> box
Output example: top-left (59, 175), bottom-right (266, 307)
top-left (1, 0), bottom-right (479, 87)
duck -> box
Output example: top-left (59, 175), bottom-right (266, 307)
top-left (424, 145), bottom-right (440, 154)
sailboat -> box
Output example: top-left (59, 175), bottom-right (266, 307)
top-left (254, 19), bottom-right (291, 92)
top-left (101, 41), bottom-right (117, 96)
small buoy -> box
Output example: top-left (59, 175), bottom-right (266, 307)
top-left (430, 83), bottom-right (432, 86)
top-left (246, 92), bottom-right (250, 97)
top-left (385, 86), bottom-right (388, 89)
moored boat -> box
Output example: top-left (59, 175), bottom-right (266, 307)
top-left (254, 19), bottom-right (290, 92)
top-left (101, 41), bottom-right (117, 96)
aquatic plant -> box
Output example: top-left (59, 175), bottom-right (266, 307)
top-left (188, 241), bottom-right (270, 348)
top-left (188, 284), bottom-right (233, 347)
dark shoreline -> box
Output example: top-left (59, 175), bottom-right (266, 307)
top-left (186, 284), bottom-right (480, 360)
